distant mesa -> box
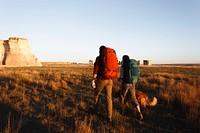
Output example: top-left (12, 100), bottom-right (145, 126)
top-left (0, 37), bottom-right (42, 66)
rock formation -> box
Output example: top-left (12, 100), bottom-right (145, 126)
top-left (0, 37), bottom-right (42, 66)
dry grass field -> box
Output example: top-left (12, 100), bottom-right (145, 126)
top-left (0, 63), bottom-right (199, 133)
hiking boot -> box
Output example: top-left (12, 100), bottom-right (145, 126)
top-left (107, 116), bottom-right (112, 122)
top-left (139, 113), bottom-right (143, 120)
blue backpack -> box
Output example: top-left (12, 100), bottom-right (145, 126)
top-left (122, 59), bottom-right (140, 84)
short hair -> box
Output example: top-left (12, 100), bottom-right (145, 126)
top-left (122, 55), bottom-right (130, 62)
top-left (99, 45), bottom-right (106, 55)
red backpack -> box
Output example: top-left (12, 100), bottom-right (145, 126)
top-left (101, 47), bottom-right (118, 79)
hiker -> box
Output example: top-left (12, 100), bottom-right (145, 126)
top-left (92, 45), bottom-right (118, 122)
top-left (119, 55), bottom-right (143, 120)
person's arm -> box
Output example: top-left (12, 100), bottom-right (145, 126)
top-left (93, 57), bottom-right (99, 79)
top-left (118, 61), bottom-right (123, 82)
top-left (119, 65), bottom-right (124, 79)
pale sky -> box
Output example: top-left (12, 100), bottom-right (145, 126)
top-left (0, 0), bottom-right (199, 64)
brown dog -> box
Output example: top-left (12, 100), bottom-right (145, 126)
top-left (113, 87), bottom-right (157, 108)
top-left (135, 90), bottom-right (157, 108)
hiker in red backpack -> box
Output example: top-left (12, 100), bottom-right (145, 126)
top-left (92, 45), bottom-right (118, 122)
top-left (119, 55), bottom-right (143, 120)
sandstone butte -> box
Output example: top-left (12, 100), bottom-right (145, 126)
top-left (0, 37), bottom-right (42, 66)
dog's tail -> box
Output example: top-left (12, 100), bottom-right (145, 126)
top-left (148, 97), bottom-right (157, 107)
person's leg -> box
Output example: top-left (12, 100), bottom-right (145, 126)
top-left (136, 105), bottom-right (143, 120)
top-left (105, 79), bottom-right (113, 121)
top-left (94, 79), bottom-right (106, 106)
top-left (129, 85), bottom-right (143, 120)
top-left (129, 85), bottom-right (139, 106)
top-left (121, 85), bottom-right (129, 104)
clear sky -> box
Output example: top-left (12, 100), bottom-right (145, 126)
top-left (0, 0), bottom-right (199, 64)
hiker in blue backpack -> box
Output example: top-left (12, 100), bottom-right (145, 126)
top-left (119, 55), bottom-right (143, 120)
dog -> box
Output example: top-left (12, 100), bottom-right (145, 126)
top-left (113, 86), bottom-right (157, 108)
top-left (135, 90), bottom-right (157, 108)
